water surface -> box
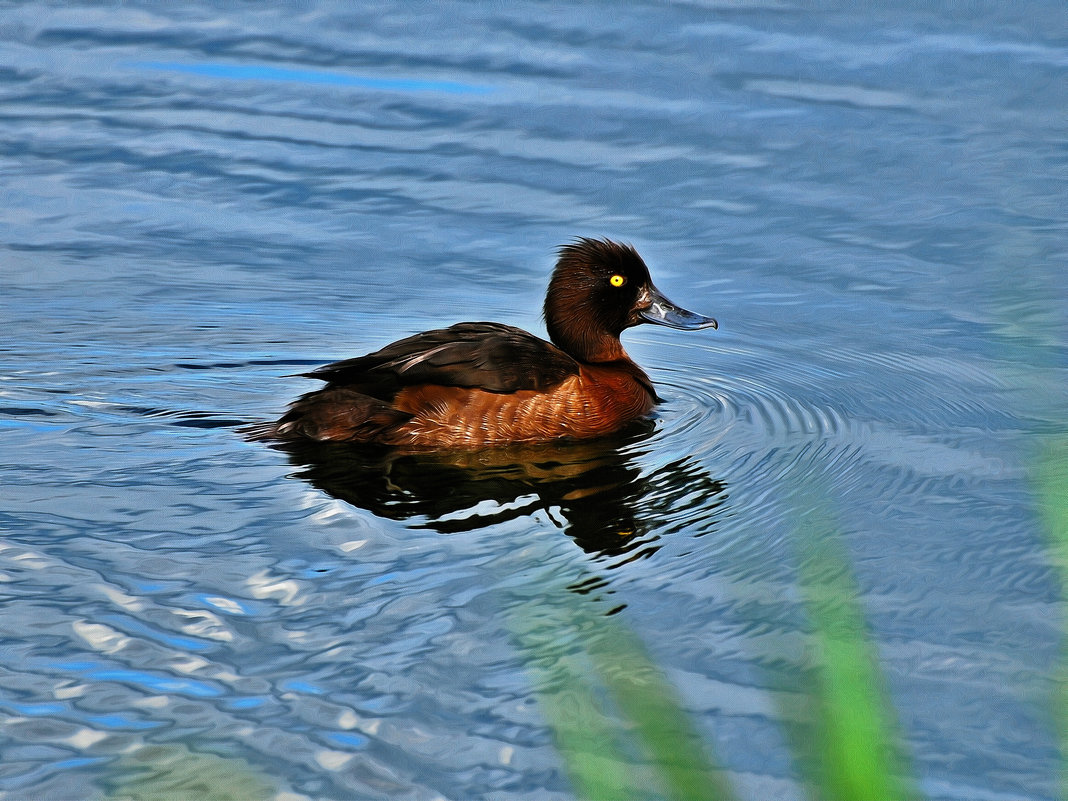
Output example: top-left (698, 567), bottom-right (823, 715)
top-left (2, 3), bottom-right (1066, 799)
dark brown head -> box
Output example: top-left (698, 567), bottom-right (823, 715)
top-left (543, 238), bottom-right (717, 363)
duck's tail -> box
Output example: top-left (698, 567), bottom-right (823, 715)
top-left (245, 387), bottom-right (413, 444)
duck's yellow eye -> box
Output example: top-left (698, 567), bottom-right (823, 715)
top-left (609, 274), bottom-right (626, 287)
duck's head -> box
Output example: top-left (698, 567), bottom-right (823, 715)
top-left (544, 238), bottom-right (717, 363)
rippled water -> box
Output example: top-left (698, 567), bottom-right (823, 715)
top-left (2, 3), bottom-right (1066, 799)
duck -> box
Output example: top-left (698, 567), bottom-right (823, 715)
top-left (256, 238), bottom-right (717, 448)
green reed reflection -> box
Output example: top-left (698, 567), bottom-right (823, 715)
top-left (790, 502), bottom-right (915, 801)
top-left (1035, 439), bottom-right (1068, 799)
top-left (512, 585), bottom-right (732, 801)
top-left (105, 743), bottom-right (275, 801)
top-left (517, 497), bottom-right (918, 800)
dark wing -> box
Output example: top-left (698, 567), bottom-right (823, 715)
top-left (303, 322), bottom-right (580, 397)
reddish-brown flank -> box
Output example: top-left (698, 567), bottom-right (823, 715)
top-left (383, 363), bottom-right (655, 448)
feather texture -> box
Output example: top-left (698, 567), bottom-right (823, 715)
top-left (303, 322), bottom-right (579, 396)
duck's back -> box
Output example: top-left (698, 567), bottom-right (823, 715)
top-left (303, 322), bottom-right (578, 396)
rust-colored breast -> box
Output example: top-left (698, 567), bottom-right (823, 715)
top-left (385, 363), bottom-right (655, 448)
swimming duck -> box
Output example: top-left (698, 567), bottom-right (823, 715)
top-left (259, 238), bottom-right (717, 447)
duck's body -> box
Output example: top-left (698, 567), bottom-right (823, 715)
top-left (260, 239), bottom-right (716, 448)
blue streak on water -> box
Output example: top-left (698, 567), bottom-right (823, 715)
top-left (124, 60), bottom-right (495, 95)
top-left (280, 679), bottom-right (324, 695)
top-left (99, 614), bottom-right (214, 652)
top-left (87, 669), bottom-right (223, 698)
top-left (326, 731), bottom-right (370, 749)
top-left (0, 419), bottom-right (68, 432)
top-left (86, 713), bottom-right (161, 730)
top-left (225, 696), bottom-right (267, 710)
top-left (5, 701), bottom-right (68, 716)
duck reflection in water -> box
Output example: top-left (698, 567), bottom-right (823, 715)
top-left (272, 424), bottom-right (727, 559)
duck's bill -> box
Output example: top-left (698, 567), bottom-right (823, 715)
top-left (639, 285), bottom-right (718, 330)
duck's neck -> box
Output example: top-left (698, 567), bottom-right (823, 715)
top-left (546, 315), bottom-right (628, 364)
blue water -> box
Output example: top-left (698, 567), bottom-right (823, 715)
top-left (2, 3), bottom-right (1066, 799)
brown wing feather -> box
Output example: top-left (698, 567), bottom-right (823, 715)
top-left (303, 322), bottom-right (580, 398)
